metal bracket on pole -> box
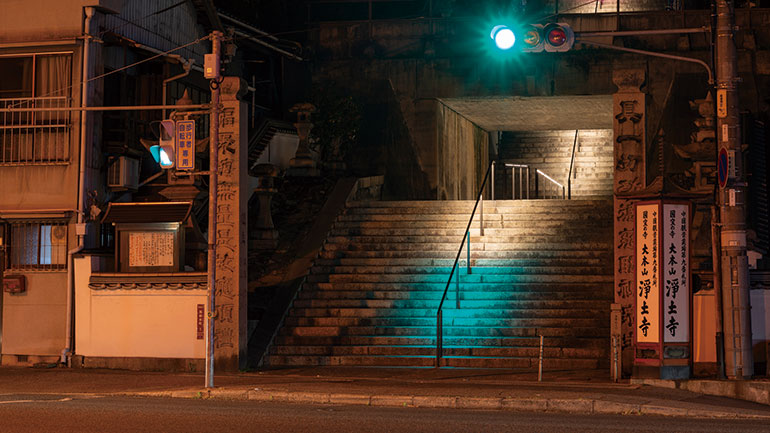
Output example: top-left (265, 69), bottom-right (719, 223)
top-left (576, 39), bottom-right (714, 85)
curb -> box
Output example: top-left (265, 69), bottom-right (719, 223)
top-left (120, 388), bottom-right (770, 420)
top-left (632, 378), bottom-right (770, 407)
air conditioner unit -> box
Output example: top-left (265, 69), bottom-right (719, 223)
top-left (107, 156), bottom-right (140, 190)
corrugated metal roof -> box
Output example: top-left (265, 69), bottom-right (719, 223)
top-left (101, 201), bottom-right (193, 224)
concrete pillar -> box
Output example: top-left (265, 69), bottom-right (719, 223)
top-left (213, 77), bottom-right (248, 371)
top-left (612, 68), bottom-right (647, 376)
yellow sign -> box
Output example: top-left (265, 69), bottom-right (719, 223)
top-left (176, 120), bottom-right (195, 170)
top-left (717, 89), bottom-right (727, 118)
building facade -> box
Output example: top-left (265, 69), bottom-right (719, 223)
top-left (0, 0), bottom-right (210, 366)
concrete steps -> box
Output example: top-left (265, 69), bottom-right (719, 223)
top-left (497, 129), bottom-right (614, 199)
top-left (283, 316), bottom-right (607, 328)
top-left (264, 199), bottom-right (614, 370)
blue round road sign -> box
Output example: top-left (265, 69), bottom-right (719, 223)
top-left (718, 147), bottom-right (729, 189)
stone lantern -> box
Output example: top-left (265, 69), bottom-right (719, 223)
top-left (288, 102), bottom-right (319, 177)
top-left (250, 163), bottom-right (280, 249)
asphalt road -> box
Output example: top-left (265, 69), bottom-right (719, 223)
top-left (2, 394), bottom-right (770, 433)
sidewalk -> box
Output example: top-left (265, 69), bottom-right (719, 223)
top-left (2, 366), bottom-right (770, 420)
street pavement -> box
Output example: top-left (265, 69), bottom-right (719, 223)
top-left (3, 396), bottom-right (770, 433)
top-left (1, 366), bottom-right (769, 420)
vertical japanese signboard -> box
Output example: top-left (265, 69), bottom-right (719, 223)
top-left (663, 204), bottom-right (689, 343)
top-left (176, 119), bottom-right (195, 171)
top-left (636, 203), bottom-right (660, 347)
top-left (197, 304), bottom-right (205, 340)
top-left (634, 200), bottom-right (691, 373)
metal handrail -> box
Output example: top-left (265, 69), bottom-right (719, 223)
top-left (567, 130), bottom-right (578, 200)
top-left (494, 162), bottom-right (565, 200)
top-left (503, 163), bottom-right (530, 199)
top-left (436, 159), bottom-right (495, 367)
top-left (536, 169), bottom-right (566, 199)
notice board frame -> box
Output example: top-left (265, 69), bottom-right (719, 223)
top-left (115, 222), bottom-right (184, 273)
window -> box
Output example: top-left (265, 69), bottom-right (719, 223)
top-left (0, 53), bottom-right (72, 165)
top-left (7, 221), bottom-right (67, 270)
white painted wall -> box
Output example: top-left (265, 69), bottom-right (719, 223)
top-left (1, 271), bottom-right (67, 357)
top-left (74, 256), bottom-right (206, 359)
top-left (0, 0), bottom-right (121, 43)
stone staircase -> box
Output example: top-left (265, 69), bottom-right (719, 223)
top-left (263, 199), bottom-right (614, 369)
top-left (497, 129), bottom-right (614, 199)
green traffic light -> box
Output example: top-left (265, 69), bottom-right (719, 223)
top-left (490, 25), bottom-right (515, 50)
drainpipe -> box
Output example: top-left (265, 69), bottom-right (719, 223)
top-left (162, 59), bottom-right (194, 119)
top-left (61, 5), bottom-right (94, 365)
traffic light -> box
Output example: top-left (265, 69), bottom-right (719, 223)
top-left (490, 25), bottom-right (516, 50)
top-left (520, 24), bottom-right (544, 52)
top-left (489, 22), bottom-right (574, 53)
top-left (150, 120), bottom-right (176, 169)
top-left (542, 23), bottom-right (574, 52)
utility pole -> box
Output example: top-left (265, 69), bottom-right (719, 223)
top-left (715, 0), bottom-right (753, 379)
top-left (205, 30), bottom-right (223, 389)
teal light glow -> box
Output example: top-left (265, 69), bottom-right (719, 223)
top-left (472, 14), bottom-right (531, 68)
top-left (150, 144), bottom-right (173, 168)
top-left (159, 148), bottom-right (172, 167)
top-left (490, 25), bottom-right (515, 50)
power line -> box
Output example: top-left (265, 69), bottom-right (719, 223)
top-left (6, 35), bottom-right (210, 108)
top-left (97, 0), bottom-right (187, 38)
top-left (88, 36), bottom-right (209, 85)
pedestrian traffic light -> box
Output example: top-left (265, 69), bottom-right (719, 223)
top-left (150, 120), bottom-right (176, 169)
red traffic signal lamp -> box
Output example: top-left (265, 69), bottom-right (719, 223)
top-left (543, 23), bottom-right (574, 52)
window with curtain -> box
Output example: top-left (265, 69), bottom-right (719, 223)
top-left (0, 53), bottom-right (72, 164)
top-left (7, 220), bottom-right (68, 270)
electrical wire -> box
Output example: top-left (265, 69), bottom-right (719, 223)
top-left (535, 0), bottom-right (615, 21)
top-left (97, 0), bottom-right (188, 38)
top-left (5, 35), bottom-right (210, 109)
top-left (88, 36), bottom-right (208, 85)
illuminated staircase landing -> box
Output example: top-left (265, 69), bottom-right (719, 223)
top-left (264, 199), bottom-right (614, 369)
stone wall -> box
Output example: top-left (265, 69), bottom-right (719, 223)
top-left (436, 103), bottom-right (490, 200)
top-left (311, 10), bottom-right (770, 199)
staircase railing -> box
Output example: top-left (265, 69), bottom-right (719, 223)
top-left (567, 130), bottom-right (579, 200)
top-left (492, 163), bottom-right (565, 200)
top-left (535, 169), bottom-right (566, 199)
top-left (503, 163), bottom-right (530, 199)
top-left (436, 159), bottom-right (494, 367)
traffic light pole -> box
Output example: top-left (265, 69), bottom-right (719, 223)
top-left (576, 39), bottom-right (713, 84)
top-left (715, 0), bottom-right (753, 379)
top-left (205, 30), bottom-right (223, 389)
